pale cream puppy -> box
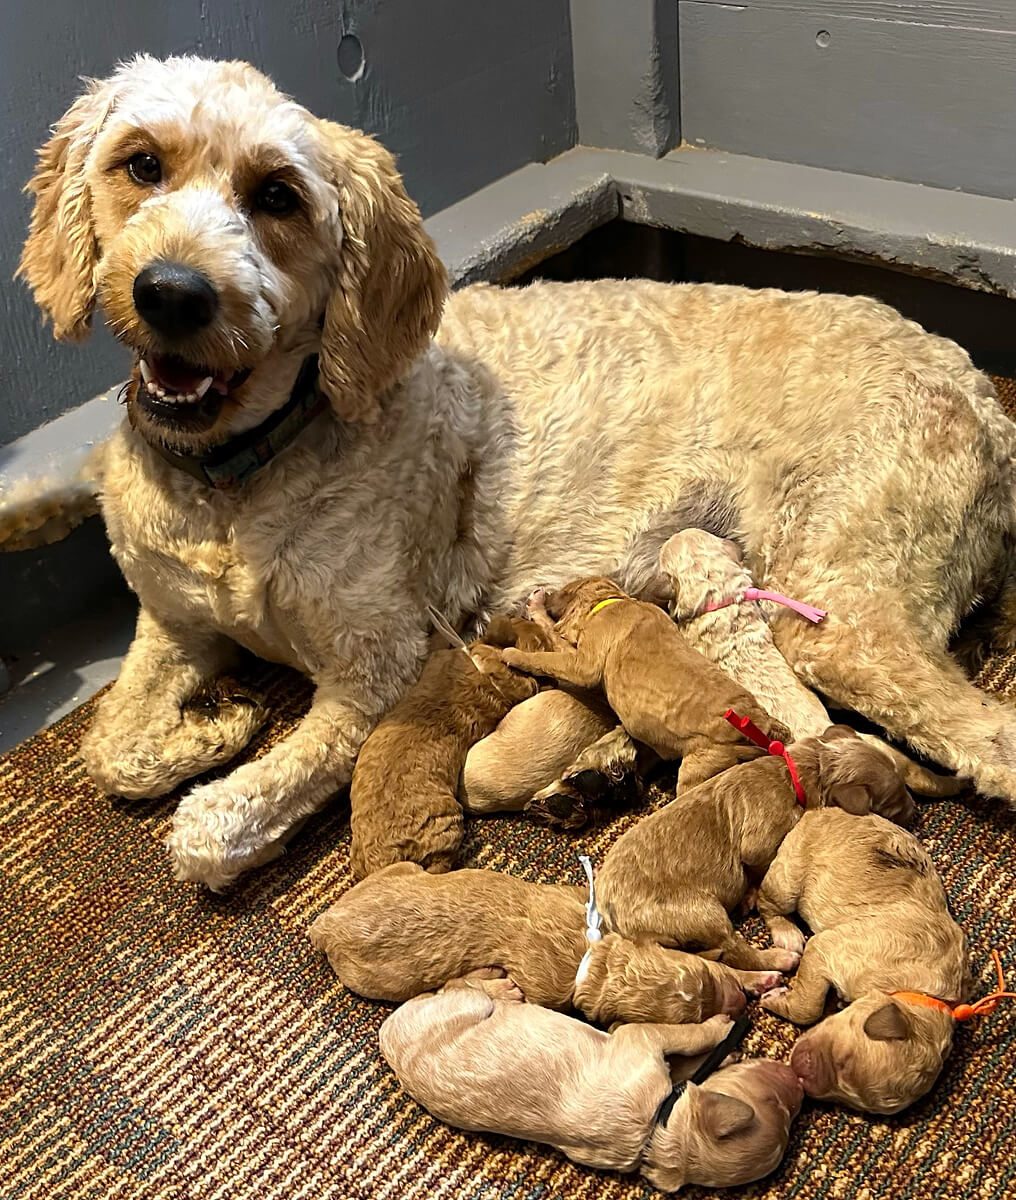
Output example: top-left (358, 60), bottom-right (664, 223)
top-left (380, 979), bottom-right (803, 1192)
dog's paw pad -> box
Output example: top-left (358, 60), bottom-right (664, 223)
top-left (761, 949), bottom-right (801, 972)
top-left (741, 970), bottom-right (784, 996)
top-left (771, 928), bottom-right (806, 955)
top-left (760, 987), bottom-right (790, 1010)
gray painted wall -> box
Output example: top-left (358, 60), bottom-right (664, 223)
top-left (681, 0), bottom-right (1016, 201)
top-left (1, 0), bottom-right (575, 444)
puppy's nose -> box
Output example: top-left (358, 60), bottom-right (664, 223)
top-left (133, 261), bottom-right (219, 338)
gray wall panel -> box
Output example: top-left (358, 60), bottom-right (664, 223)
top-left (680, 2), bottom-right (1016, 200)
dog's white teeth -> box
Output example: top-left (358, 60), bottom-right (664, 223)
top-left (194, 376), bottom-right (214, 399)
top-left (139, 358), bottom-right (153, 385)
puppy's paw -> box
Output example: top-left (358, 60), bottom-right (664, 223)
top-left (525, 588), bottom-right (548, 617)
top-left (484, 975), bottom-right (525, 1004)
top-left (759, 987), bottom-right (791, 1016)
top-left (736, 970), bottom-right (785, 997)
top-left (501, 648), bottom-right (525, 669)
top-left (758, 948), bottom-right (801, 973)
top-left (525, 783), bottom-right (593, 831)
top-left (703, 1014), bottom-right (735, 1036)
top-left (768, 919), bottom-right (807, 957)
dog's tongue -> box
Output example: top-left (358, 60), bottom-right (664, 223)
top-left (149, 355), bottom-right (212, 392)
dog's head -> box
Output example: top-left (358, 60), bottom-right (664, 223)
top-left (644, 1059), bottom-right (802, 1192)
top-left (658, 530), bottom-right (749, 618)
top-left (790, 993), bottom-right (954, 1114)
top-left (798, 725), bottom-right (916, 825)
top-left (19, 55), bottom-right (447, 451)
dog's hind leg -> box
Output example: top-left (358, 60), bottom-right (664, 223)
top-left (778, 605), bottom-right (1016, 804)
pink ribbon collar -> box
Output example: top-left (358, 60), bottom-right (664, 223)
top-left (697, 587), bottom-right (826, 624)
top-left (724, 709), bottom-right (807, 807)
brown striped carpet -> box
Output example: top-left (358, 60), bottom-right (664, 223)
top-left (3, 377), bottom-right (1016, 1200)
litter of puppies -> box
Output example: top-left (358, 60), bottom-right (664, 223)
top-left (309, 531), bottom-right (1012, 1192)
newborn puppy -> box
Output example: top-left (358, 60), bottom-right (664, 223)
top-left (502, 577), bottom-right (790, 791)
top-left (309, 862), bottom-right (784, 1027)
top-left (758, 808), bottom-right (970, 1114)
top-left (349, 622), bottom-right (539, 878)
top-left (459, 689), bottom-right (616, 816)
top-left (597, 726), bottom-right (913, 970)
top-left (659, 529), bottom-right (966, 807)
top-left (380, 980), bottom-right (802, 1191)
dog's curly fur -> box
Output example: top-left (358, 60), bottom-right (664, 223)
top-left (21, 55), bottom-right (1016, 889)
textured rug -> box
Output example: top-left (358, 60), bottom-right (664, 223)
top-left (3, 378), bottom-right (1016, 1200)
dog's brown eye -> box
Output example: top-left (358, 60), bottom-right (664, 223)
top-left (256, 179), bottom-right (299, 216)
top-left (127, 152), bottom-right (162, 185)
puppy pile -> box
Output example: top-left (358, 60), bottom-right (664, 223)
top-left (310, 529), bottom-right (1002, 1193)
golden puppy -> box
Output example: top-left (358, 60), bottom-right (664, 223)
top-left (308, 862), bottom-right (785, 1027)
top-left (502, 577), bottom-right (789, 791)
top-left (349, 634), bottom-right (538, 879)
top-left (597, 727), bottom-right (913, 971)
top-left (757, 807), bottom-right (971, 1114)
top-left (459, 689), bottom-right (615, 814)
top-left (380, 979), bottom-right (802, 1191)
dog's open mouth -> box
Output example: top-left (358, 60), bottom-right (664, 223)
top-left (136, 354), bottom-right (251, 433)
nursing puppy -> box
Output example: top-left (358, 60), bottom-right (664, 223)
top-left (596, 726), bottom-right (913, 970)
top-left (658, 529), bottom-right (967, 800)
top-left (458, 688), bottom-right (617, 817)
top-left (380, 981), bottom-right (802, 1191)
top-left (758, 808), bottom-right (971, 1114)
top-left (502, 577), bottom-right (790, 790)
top-left (308, 862), bottom-right (784, 1027)
top-left (349, 617), bottom-right (542, 878)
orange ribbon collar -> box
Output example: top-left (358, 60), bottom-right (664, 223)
top-left (891, 950), bottom-right (1016, 1022)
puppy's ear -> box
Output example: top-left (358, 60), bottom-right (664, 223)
top-left (828, 783), bottom-right (872, 815)
top-left (863, 1002), bottom-right (911, 1042)
top-left (314, 120), bottom-right (447, 422)
top-left (18, 78), bottom-right (118, 340)
top-left (820, 724), bottom-right (858, 743)
top-left (692, 1087), bottom-right (756, 1138)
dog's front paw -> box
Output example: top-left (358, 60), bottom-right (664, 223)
top-left (767, 918), bottom-right (807, 957)
top-left (167, 776), bottom-right (286, 891)
top-left (736, 969), bottom-right (785, 996)
top-left (759, 987), bottom-right (792, 1017)
top-left (757, 948), bottom-right (801, 973)
top-left (484, 975), bottom-right (526, 1004)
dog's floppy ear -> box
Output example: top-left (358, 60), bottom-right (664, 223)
top-left (863, 1001), bottom-right (912, 1041)
top-left (820, 724), bottom-right (858, 742)
top-left (691, 1087), bottom-right (756, 1138)
top-left (314, 120), bottom-right (447, 422)
top-left (828, 783), bottom-right (872, 815)
top-left (18, 78), bottom-right (117, 341)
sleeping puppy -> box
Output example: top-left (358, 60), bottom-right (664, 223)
top-left (308, 862), bottom-right (785, 1027)
top-left (380, 978), bottom-right (802, 1192)
top-left (502, 577), bottom-right (790, 791)
top-left (596, 726), bottom-right (914, 971)
top-left (459, 689), bottom-right (616, 817)
top-left (658, 528), bottom-right (966, 805)
top-left (757, 807), bottom-right (971, 1114)
top-left (348, 617), bottom-right (542, 878)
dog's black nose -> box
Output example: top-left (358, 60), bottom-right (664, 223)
top-left (133, 261), bottom-right (219, 338)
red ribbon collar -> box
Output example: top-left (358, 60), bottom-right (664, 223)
top-left (724, 709), bottom-right (807, 807)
